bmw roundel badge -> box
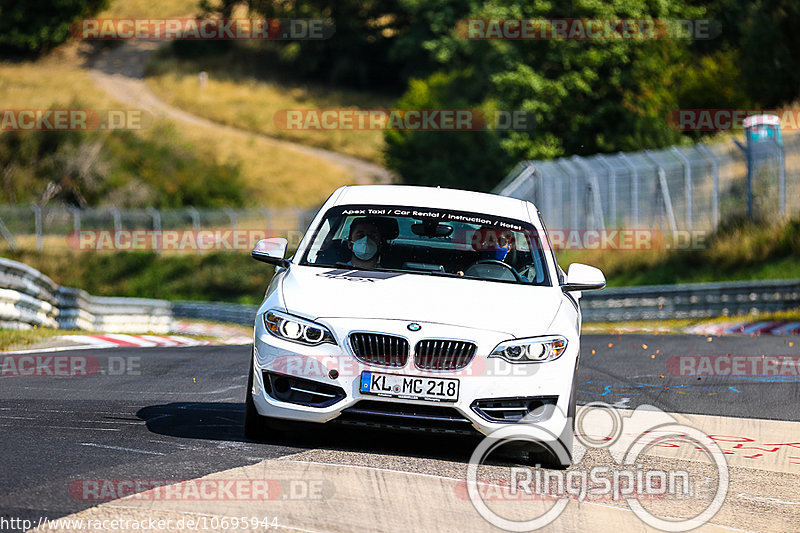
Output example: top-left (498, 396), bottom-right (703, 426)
top-left (407, 323), bottom-right (421, 332)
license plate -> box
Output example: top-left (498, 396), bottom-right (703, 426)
top-left (360, 372), bottom-right (459, 402)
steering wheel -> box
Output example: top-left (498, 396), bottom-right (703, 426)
top-left (464, 259), bottom-right (523, 282)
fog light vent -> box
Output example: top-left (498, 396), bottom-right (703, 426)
top-left (471, 396), bottom-right (558, 423)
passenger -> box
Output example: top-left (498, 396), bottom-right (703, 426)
top-left (347, 217), bottom-right (385, 268)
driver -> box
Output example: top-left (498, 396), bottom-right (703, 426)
top-left (472, 225), bottom-right (513, 261)
top-left (346, 217), bottom-right (386, 268)
top-left (459, 225), bottom-right (528, 281)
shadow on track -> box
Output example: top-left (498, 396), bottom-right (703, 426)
top-left (137, 402), bottom-right (502, 466)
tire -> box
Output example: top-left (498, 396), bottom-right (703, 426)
top-left (244, 354), bottom-right (276, 441)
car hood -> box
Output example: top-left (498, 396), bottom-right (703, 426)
top-left (280, 265), bottom-right (563, 337)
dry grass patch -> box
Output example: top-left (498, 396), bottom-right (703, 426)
top-left (0, 41), bottom-right (352, 208)
top-left (145, 52), bottom-right (392, 163)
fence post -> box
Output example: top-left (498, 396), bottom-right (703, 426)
top-left (644, 150), bottom-right (678, 234)
top-left (572, 155), bottom-right (606, 230)
top-left (557, 160), bottom-right (580, 229)
top-left (779, 144), bottom-right (786, 217)
top-left (671, 146), bottom-right (693, 230)
top-left (110, 207), bottom-right (121, 232)
top-left (260, 208), bottom-right (272, 234)
top-left (617, 152), bottom-right (639, 227)
top-left (187, 207), bottom-right (200, 231)
top-left (146, 207), bottom-right (161, 254)
top-left (31, 204), bottom-right (42, 251)
top-left (0, 215), bottom-right (16, 250)
top-left (70, 207), bottom-right (81, 234)
top-left (596, 155), bottom-right (616, 228)
top-left (698, 145), bottom-right (719, 229)
top-left (223, 206), bottom-right (238, 230)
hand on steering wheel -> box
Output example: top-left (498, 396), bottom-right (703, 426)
top-left (466, 259), bottom-right (523, 282)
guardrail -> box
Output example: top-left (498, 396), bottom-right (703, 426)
top-left (56, 287), bottom-right (173, 332)
top-left (581, 278), bottom-right (800, 322)
top-left (0, 257), bottom-right (173, 333)
top-left (3, 257), bottom-right (799, 332)
top-left (0, 259), bottom-right (60, 329)
top-left (171, 301), bottom-right (258, 326)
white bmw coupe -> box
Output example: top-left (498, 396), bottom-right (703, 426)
top-left (245, 185), bottom-right (605, 465)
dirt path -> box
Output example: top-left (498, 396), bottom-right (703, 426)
top-left (86, 41), bottom-right (394, 185)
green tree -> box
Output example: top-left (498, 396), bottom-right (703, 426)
top-left (738, 0), bottom-right (800, 107)
top-left (0, 0), bottom-right (108, 54)
top-left (386, 0), bottom-right (706, 189)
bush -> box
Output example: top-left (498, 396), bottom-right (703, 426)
top-left (384, 70), bottom-right (513, 191)
top-left (0, 119), bottom-right (247, 208)
top-left (0, 0), bottom-right (108, 54)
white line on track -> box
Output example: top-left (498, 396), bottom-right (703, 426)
top-left (0, 424), bottom-right (120, 431)
top-left (79, 442), bottom-right (166, 455)
top-left (738, 494), bottom-right (800, 506)
top-left (1, 345), bottom-right (103, 355)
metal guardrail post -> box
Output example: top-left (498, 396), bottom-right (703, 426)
top-left (31, 204), bottom-right (42, 251)
top-left (671, 146), bottom-right (693, 230)
top-left (617, 152), bottom-right (639, 227)
top-left (697, 145), bottom-right (719, 228)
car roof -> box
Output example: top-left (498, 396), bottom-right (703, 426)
top-left (331, 185), bottom-right (535, 223)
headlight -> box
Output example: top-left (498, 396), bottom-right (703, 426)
top-left (489, 335), bottom-right (568, 363)
top-left (264, 310), bottom-right (336, 346)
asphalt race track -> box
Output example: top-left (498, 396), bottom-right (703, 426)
top-left (1, 334), bottom-right (798, 532)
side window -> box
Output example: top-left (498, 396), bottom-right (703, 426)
top-left (537, 212), bottom-right (562, 284)
top-left (305, 218), bottom-right (333, 263)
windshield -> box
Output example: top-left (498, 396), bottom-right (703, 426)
top-left (300, 205), bottom-right (551, 286)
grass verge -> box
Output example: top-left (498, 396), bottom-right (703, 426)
top-left (5, 250), bottom-right (275, 305)
top-left (0, 328), bottom-right (64, 352)
top-left (584, 308), bottom-right (800, 335)
top-left (557, 215), bottom-right (800, 286)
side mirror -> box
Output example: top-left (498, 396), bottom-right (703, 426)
top-left (251, 238), bottom-right (290, 268)
top-left (561, 263), bottom-right (605, 292)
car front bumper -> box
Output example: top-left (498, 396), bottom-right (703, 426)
top-left (250, 314), bottom-right (578, 441)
